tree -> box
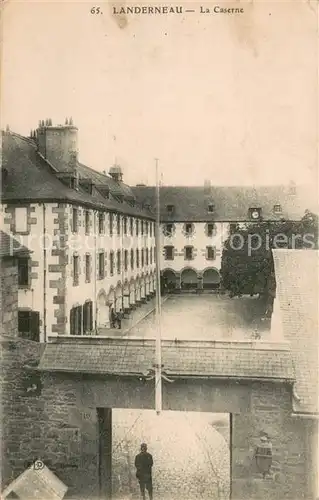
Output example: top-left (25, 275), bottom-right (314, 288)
top-left (220, 211), bottom-right (318, 313)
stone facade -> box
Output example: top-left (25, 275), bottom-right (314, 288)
top-left (1, 257), bottom-right (19, 337)
top-left (160, 221), bottom-right (229, 290)
top-left (1, 201), bottom-right (156, 339)
top-left (1, 354), bottom-right (317, 500)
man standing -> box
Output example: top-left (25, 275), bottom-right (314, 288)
top-left (135, 443), bottom-right (153, 500)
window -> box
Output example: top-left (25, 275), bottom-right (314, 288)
top-left (18, 310), bottom-right (31, 334)
top-left (274, 204), bottom-right (282, 214)
top-left (206, 246), bottom-right (216, 260)
top-left (141, 249), bottom-right (144, 267)
top-left (146, 248), bottom-right (149, 266)
top-left (117, 214), bottom-right (121, 235)
top-left (98, 212), bottom-right (105, 234)
top-left (72, 208), bottom-right (78, 233)
top-left (184, 246), bottom-right (193, 260)
top-left (109, 213), bottom-right (113, 236)
top-left (130, 217), bottom-right (133, 236)
top-left (145, 222), bottom-right (149, 235)
top-left (123, 217), bottom-right (127, 235)
top-left (184, 223), bottom-right (193, 236)
top-left (166, 204), bottom-right (174, 213)
top-left (207, 223), bottom-right (216, 237)
top-left (136, 220), bottom-right (139, 236)
top-left (136, 249), bottom-right (140, 268)
top-left (141, 220), bottom-right (144, 236)
top-left (208, 204), bottom-right (215, 213)
top-left (150, 248), bottom-right (153, 265)
top-left (85, 254), bottom-right (91, 282)
top-left (110, 251), bottom-right (114, 275)
top-left (163, 223), bottom-right (174, 236)
top-left (117, 250), bottom-right (121, 274)
top-left (124, 250), bottom-right (128, 271)
top-left (73, 255), bottom-right (79, 285)
top-left (150, 223), bottom-right (153, 237)
top-left (130, 249), bottom-right (134, 270)
top-left (18, 310), bottom-right (39, 341)
top-left (18, 257), bottom-right (29, 287)
top-left (98, 252), bottom-right (105, 279)
top-left (15, 207), bottom-right (28, 233)
top-left (85, 211), bottom-right (90, 234)
top-left (164, 246), bottom-right (174, 260)
top-left (70, 306), bottom-right (82, 335)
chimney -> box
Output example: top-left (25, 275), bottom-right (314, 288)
top-left (109, 164), bottom-right (123, 182)
top-left (36, 119), bottom-right (78, 174)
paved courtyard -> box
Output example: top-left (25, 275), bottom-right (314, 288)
top-left (127, 294), bottom-right (271, 341)
top-left (112, 410), bottom-right (230, 500)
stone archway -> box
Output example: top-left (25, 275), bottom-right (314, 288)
top-left (162, 269), bottom-right (178, 293)
top-left (203, 268), bottom-right (221, 290)
top-left (97, 290), bottom-right (109, 328)
top-left (181, 267), bottom-right (198, 290)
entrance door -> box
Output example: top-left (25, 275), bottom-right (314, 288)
top-left (98, 408), bottom-right (112, 499)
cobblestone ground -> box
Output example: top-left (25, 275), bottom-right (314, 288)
top-left (112, 410), bottom-right (230, 500)
top-left (128, 294), bottom-right (270, 340)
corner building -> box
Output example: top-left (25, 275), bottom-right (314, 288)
top-left (1, 121), bottom-right (156, 342)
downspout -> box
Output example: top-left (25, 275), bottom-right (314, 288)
top-left (42, 203), bottom-right (47, 343)
top-left (94, 210), bottom-right (97, 332)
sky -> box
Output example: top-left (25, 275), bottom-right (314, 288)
top-left (1, 0), bottom-right (318, 187)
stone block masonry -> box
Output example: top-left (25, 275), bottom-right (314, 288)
top-left (1, 340), bottom-right (317, 500)
top-left (1, 259), bottom-right (19, 337)
top-left (50, 204), bottom-right (69, 334)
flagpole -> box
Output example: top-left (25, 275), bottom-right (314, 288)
top-left (154, 158), bottom-right (162, 415)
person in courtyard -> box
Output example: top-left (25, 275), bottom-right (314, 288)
top-left (116, 309), bottom-right (123, 329)
top-left (135, 443), bottom-right (153, 500)
top-left (110, 307), bottom-right (116, 328)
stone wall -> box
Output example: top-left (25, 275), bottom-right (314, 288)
top-left (1, 358), bottom-right (317, 500)
top-left (1, 258), bottom-right (19, 337)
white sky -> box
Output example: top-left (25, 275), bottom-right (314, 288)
top-left (2, 0), bottom-right (318, 187)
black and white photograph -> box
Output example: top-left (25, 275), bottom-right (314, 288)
top-left (1, 1), bottom-right (318, 499)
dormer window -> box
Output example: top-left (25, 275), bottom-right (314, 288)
top-left (166, 204), bottom-right (174, 214)
top-left (273, 204), bottom-right (282, 214)
top-left (249, 207), bottom-right (262, 220)
top-left (70, 174), bottom-right (79, 191)
top-left (208, 203), bottom-right (215, 213)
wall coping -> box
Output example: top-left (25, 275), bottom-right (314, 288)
top-left (47, 334), bottom-right (290, 351)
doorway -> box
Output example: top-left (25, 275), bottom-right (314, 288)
top-left (98, 408), bottom-right (231, 500)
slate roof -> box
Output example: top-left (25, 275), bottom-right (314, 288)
top-left (1, 132), bottom-right (154, 219)
top-left (132, 185), bottom-right (315, 222)
top-left (0, 230), bottom-right (30, 258)
top-left (273, 249), bottom-right (319, 414)
top-left (38, 341), bottom-right (295, 380)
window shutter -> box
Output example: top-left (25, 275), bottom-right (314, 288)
top-left (77, 306), bottom-right (82, 335)
top-left (70, 308), bottom-right (75, 335)
top-left (89, 301), bottom-right (93, 330)
top-left (30, 312), bottom-right (40, 342)
top-left (83, 304), bottom-right (88, 333)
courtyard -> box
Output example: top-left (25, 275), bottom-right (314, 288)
top-left (127, 294), bottom-right (271, 341)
